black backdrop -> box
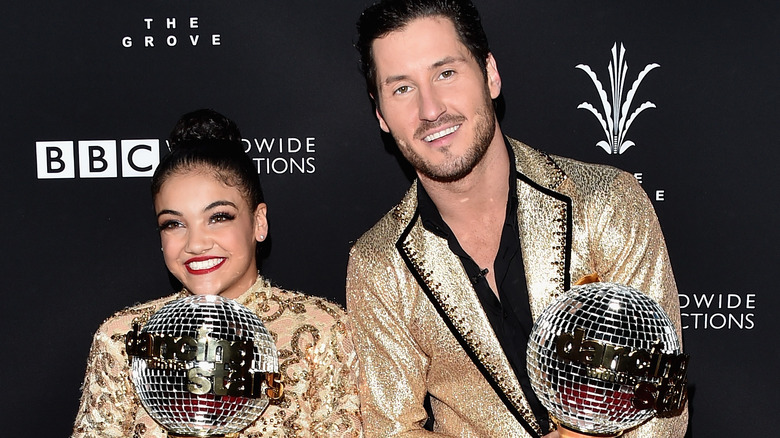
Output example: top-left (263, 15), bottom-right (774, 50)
top-left (1, 1), bottom-right (777, 436)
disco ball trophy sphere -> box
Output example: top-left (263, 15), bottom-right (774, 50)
top-left (526, 282), bottom-right (688, 437)
top-left (125, 295), bottom-right (283, 437)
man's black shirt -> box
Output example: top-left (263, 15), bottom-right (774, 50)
top-left (416, 145), bottom-right (550, 432)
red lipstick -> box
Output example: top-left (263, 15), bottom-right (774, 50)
top-left (184, 256), bottom-right (226, 275)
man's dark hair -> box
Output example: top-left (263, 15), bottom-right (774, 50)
top-left (355, 0), bottom-right (491, 100)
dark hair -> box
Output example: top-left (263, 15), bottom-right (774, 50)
top-left (355, 0), bottom-right (491, 99)
top-left (151, 109), bottom-right (264, 209)
top-left (168, 108), bottom-right (243, 147)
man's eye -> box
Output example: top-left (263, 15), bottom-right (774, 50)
top-left (439, 70), bottom-right (455, 79)
top-left (394, 85), bottom-right (411, 95)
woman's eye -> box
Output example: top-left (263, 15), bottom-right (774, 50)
top-left (210, 212), bottom-right (236, 224)
top-left (158, 220), bottom-right (183, 231)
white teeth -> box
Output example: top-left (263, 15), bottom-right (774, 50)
top-left (188, 258), bottom-right (223, 270)
top-left (424, 125), bottom-right (460, 142)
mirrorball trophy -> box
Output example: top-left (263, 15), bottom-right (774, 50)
top-left (526, 281), bottom-right (688, 437)
top-left (125, 295), bottom-right (283, 437)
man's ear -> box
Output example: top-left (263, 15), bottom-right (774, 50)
top-left (372, 95), bottom-right (390, 133)
top-left (486, 53), bottom-right (502, 99)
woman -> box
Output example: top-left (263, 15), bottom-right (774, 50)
top-left (72, 109), bottom-right (361, 437)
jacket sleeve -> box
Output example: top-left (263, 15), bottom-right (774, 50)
top-left (72, 322), bottom-right (139, 438)
top-left (305, 311), bottom-right (363, 437)
top-left (346, 242), bottom-right (440, 437)
top-left (588, 170), bottom-right (688, 438)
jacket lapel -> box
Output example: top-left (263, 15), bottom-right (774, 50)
top-left (393, 139), bottom-right (572, 437)
top-left (395, 191), bottom-right (543, 437)
top-left (509, 138), bottom-right (573, 318)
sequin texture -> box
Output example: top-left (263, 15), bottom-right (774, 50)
top-left (346, 138), bottom-right (687, 437)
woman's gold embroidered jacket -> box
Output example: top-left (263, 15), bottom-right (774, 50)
top-left (73, 277), bottom-right (362, 437)
top-left (346, 139), bottom-right (687, 437)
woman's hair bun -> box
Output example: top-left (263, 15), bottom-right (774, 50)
top-left (168, 108), bottom-right (242, 149)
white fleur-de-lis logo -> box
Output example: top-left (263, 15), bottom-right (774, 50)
top-left (576, 43), bottom-right (659, 154)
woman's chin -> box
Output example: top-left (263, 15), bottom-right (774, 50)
top-left (180, 273), bottom-right (254, 299)
top-left (190, 289), bottom-right (220, 296)
top-left (183, 282), bottom-right (223, 297)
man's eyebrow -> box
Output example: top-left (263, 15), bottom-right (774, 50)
top-left (431, 55), bottom-right (467, 69)
top-left (382, 74), bottom-right (410, 86)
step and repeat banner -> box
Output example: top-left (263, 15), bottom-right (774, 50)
top-left (1, 0), bottom-right (776, 436)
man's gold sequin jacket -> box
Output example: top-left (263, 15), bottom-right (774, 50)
top-left (73, 277), bottom-right (362, 437)
top-left (346, 138), bottom-right (687, 437)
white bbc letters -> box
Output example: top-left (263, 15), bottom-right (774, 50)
top-left (36, 139), bottom-right (160, 179)
top-left (36, 141), bottom-right (75, 179)
top-left (122, 140), bottom-right (159, 177)
top-left (79, 140), bottom-right (118, 178)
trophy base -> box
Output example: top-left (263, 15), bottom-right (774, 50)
top-left (557, 423), bottom-right (623, 438)
top-left (167, 433), bottom-right (238, 438)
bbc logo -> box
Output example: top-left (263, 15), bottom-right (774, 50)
top-left (36, 140), bottom-right (161, 179)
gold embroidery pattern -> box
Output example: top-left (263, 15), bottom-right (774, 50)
top-left (132, 423), bottom-right (146, 438)
top-left (72, 278), bottom-right (361, 438)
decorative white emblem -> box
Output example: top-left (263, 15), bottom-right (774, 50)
top-left (576, 43), bottom-right (659, 154)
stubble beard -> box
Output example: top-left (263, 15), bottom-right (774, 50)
top-left (394, 92), bottom-right (497, 184)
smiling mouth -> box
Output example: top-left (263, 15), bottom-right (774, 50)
top-left (424, 125), bottom-right (460, 142)
top-left (186, 257), bottom-right (226, 274)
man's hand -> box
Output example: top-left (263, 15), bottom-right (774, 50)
top-left (553, 427), bottom-right (620, 438)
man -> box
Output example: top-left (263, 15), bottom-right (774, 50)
top-left (346, 1), bottom-right (687, 437)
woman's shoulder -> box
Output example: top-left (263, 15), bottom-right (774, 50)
top-left (93, 292), bottom-right (184, 339)
top-left (262, 286), bottom-right (347, 325)
top-left (241, 284), bottom-right (351, 350)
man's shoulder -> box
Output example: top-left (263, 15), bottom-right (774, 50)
top-left (549, 153), bottom-right (648, 210)
top-left (507, 137), bottom-right (644, 206)
top-left (350, 183), bottom-right (417, 256)
top-left (550, 153), bottom-right (623, 179)
top-left (508, 137), bottom-right (621, 180)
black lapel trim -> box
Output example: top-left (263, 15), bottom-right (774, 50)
top-left (395, 211), bottom-right (542, 438)
top-left (514, 170), bottom-right (573, 291)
